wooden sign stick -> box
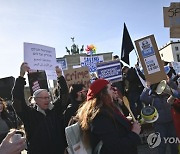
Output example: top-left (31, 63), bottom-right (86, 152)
top-left (123, 96), bottom-right (136, 122)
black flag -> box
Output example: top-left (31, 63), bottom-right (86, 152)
top-left (121, 23), bottom-right (134, 65)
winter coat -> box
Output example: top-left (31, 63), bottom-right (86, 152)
top-left (90, 108), bottom-right (141, 154)
top-left (125, 67), bottom-right (144, 94)
top-left (64, 99), bottom-right (83, 127)
top-left (12, 76), bottom-right (67, 154)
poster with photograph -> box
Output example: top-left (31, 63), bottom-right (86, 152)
top-left (135, 35), bottom-right (167, 84)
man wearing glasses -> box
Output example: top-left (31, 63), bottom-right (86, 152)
top-left (12, 63), bottom-right (67, 154)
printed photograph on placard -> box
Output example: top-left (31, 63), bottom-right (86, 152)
top-left (139, 38), bottom-right (155, 58)
top-left (144, 55), bottom-right (160, 74)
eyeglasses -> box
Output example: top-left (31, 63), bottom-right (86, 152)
top-left (36, 97), bottom-right (51, 100)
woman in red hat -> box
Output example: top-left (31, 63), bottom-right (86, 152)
top-left (76, 78), bottom-right (141, 154)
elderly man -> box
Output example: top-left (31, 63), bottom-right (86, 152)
top-left (12, 63), bottom-right (68, 154)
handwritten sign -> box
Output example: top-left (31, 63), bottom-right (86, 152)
top-left (80, 55), bottom-right (104, 73)
top-left (24, 43), bottom-right (57, 71)
top-left (163, 3), bottom-right (180, 38)
top-left (63, 67), bottom-right (90, 88)
top-left (163, 2), bottom-right (180, 27)
top-left (96, 60), bottom-right (122, 82)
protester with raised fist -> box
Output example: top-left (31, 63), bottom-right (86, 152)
top-left (12, 62), bottom-right (67, 154)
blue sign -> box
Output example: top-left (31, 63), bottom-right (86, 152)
top-left (56, 58), bottom-right (67, 70)
top-left (80, 56), bottom-right (104, 73)
top-left (141, 47), bottom-right (155, 58)
top-left (96, 60), bottom-right (122, 82)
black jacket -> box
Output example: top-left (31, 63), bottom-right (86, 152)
top-left (90, 109), bottom-right (141, 154)
top-left (125, 67), bottom-right (144, 93)
top-left (64, 99), bottom-right (82, 127)
top-left (12, 76), bottom-right (67, 154)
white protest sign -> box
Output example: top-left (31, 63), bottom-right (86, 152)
top-left (45, 70), bottom-right (57, 80)
top-left (24, 43), bottom-right (57, 71)
top-left (80, 55), bottom-right (104, 73)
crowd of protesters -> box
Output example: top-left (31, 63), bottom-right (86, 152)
top-left (0, 58), bottom-right (180, 154)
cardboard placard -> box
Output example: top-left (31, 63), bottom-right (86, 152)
top-left (0, 76), bottom-right (15, 100)
top-left (163, 3), bottom-right (180, 28)
top-left (170, 27), bottom-right (180, 38)
top-left (96, 60), bottom-right (122, 82)
top-left (63, 67), bottom-right (90, 88)
top-left (28, 71), bottom-right (49, 96)
top-left (135, 35), bottom-right (167, 84)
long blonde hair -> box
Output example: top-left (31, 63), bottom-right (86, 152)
top-left (77, 86), bottom-right (114, 131)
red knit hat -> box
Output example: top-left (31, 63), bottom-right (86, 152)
top-left (87, 79), bottom-right (109, 101)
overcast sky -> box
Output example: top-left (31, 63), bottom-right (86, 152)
top-left (0, 0), bottom-right (178, 78)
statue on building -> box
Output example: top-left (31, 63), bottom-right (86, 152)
top-left (80, 45), bottom-right (84, 53)
top-left (65, 47), bottom-right (70, 55)
top-left (70, 37), bottom-right (79, 55)
top-left (65, 37), bottom-right (84, 55)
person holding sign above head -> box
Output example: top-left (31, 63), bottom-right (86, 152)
top-left (76, 78), bottom-right (141, 154)
top-left (12, 62), bottom-right (67, 154)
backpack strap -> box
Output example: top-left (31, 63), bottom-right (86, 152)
top-left (67, 116), bottom-right (79, 126)
top-left (93, 141), bottom-right (103, 154)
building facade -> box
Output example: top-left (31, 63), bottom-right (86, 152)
top-left (159, 40), bottom-right (180, 62)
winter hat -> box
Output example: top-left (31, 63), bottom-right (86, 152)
top-left (33, 89), bottom-right (48, 98)
top-left (87, 79), bottom-right (109, 101)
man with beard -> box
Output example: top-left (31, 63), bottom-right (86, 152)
top-left (64, 84), bottom-right (87, 127)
